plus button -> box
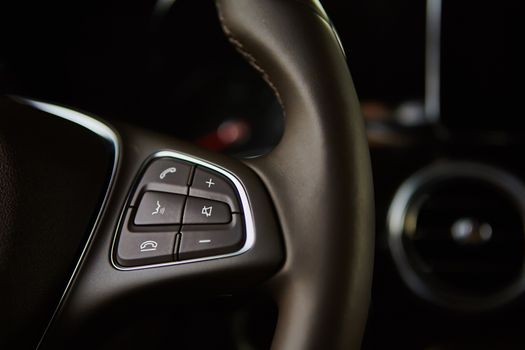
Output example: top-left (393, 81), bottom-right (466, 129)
top-left (205, 178), bottom-right (215, 188)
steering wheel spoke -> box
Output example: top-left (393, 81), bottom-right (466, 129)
top-left (35, 117), bottom-right (284, 345)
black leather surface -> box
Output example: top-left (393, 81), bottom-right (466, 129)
top-left (0, 97), bottom-right (114, 348)
top-left (38, 123), bottom-right (283, 349)
top-left (216, 1), bottom-right (374, 349)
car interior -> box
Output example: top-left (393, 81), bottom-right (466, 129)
top-left (1, 0), bottom-right (525, 349)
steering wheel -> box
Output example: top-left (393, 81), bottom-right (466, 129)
top-left (0, 1), bottom-right (374, 349)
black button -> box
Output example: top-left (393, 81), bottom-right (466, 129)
top-left (178, 215), bottom-right (244, 260)
top-left (117, 232), bottom-right (177, 267)
top-left (183, 197), bottom-right (231, 224)
top-left (135, 191), bottom-right (186, 225)
top-left (189, 167), bottom-right (241, 212)
top-left (131, 158), bottom-right (192, 205)
top-left (117, 210), bottom-right (178, 267)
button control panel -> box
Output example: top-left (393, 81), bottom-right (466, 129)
top-left (115, 155), bottom-right (246, 268)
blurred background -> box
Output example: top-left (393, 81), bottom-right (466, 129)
top-left (1, 0), bottom-right (525, 348)
top-left (1, 1), bottom-right (524, 153)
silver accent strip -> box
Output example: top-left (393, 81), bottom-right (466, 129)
top-left (424, 0), bottom-right (442, 122)
top-left (12, 98), bottom-right (121, 348)
top-left (20, 99), bottom-right (119, 144)
top-left (388, 161), bottom-right (525, 310)
top-left (110, 150), bottom-right (255, 271)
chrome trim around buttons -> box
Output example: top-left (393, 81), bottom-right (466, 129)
top-left (16, 98), bottom-right (120, 145)
top-left (388, 161), bottom-right (525, 310)
top-left (110, 150), bottom-right (255, 271)
top-left (12, 97), bottom-right (121, 349)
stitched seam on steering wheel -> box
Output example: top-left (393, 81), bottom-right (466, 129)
top-left (215, 1), bottom-right (286, 116)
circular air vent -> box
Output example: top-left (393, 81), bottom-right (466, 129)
top-left (388, 162), bottom-right (525, 311)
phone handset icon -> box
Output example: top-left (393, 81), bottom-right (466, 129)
top-left (139, 240), bottom-right (158, 252)
top-left (159, 167), bottom-right (177, 179)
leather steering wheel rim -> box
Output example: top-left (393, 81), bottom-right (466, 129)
top-left (216, 1), bottom-right (374, 349)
